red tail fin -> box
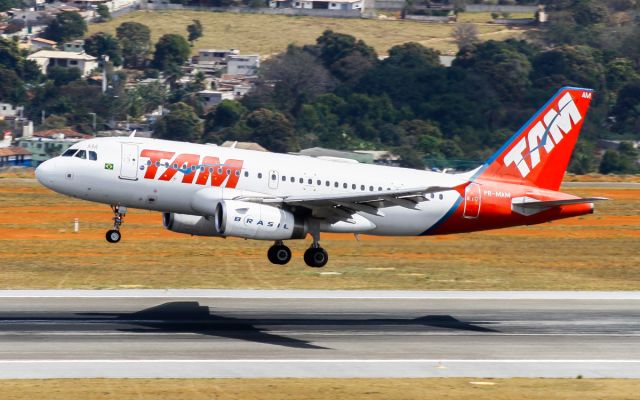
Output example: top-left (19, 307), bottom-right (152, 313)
top-left (474, 87), bottom-right (593, 191)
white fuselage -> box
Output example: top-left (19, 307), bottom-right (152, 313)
top-left (36, 137), bottom-right (468, 237)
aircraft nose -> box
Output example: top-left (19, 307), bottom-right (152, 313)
top-left (35, 158), bottom-right (58, 188)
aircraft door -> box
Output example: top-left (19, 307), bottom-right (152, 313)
top-left (268, 170), bottom-right (279, 189)
top-left (119, 143), bottom-right (139, 181)
top-left (463, 182), bottom-right (481, 219)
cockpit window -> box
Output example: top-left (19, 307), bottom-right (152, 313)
top-left (75, 150), bottom-right (86, 159)
top-left (88, 151), bottom-right (97, 161)
top-left (62, 149), bottom-right (77, 157)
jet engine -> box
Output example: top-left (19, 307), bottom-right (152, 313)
top-left (214, 200), bottom-right (306, 240)
top-left (162, 212), bottom-right (221, 236)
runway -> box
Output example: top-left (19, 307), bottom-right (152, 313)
top-left (0, 290), bottom-right (638, 378)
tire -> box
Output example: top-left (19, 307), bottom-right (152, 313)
top-left (304, 247), bottom-right (328, 268)
top-left (106, 229), bottom-right (121, 243)
top-left (268, 244), bottom-right (291, 265)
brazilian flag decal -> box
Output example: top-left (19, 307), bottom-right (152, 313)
top-left (104, 163), bottom-right (114, 170)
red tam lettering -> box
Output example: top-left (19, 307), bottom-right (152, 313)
top-left (140, 149), bottom-right (175, 180)
top-left (158, 154), bottom-right (200, 183)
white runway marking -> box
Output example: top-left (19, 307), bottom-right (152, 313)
top-left (0, 289), bottom-right (639, 300)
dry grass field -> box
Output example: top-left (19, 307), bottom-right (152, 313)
top-left (0, 378), bottom-right (638, 400)
top-left (87, 10), bottom-right (530, 55)
top-left (0, 173), bottom-right (638, 290)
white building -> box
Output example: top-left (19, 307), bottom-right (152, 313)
top-left (227, 55), bottom-right (259, 76)
top-left (195, 49), bottom-right (239, 64)
top-left (27, 50), bottom-right (98, 77)
top-left (292, 0), bottom-right (363, 10)
top-left (63, 40), bottom-right (85, 53)
top-left (197, 90), bottom-right (234, 109)
top-left (0, 103), bottom-right (19, 119)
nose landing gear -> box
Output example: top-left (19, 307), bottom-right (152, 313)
top-left (105, 205), bottom-right (126, 243)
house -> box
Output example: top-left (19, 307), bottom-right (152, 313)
top-left (30, 37), bottom-right (57, 52)
top-left (0, 103), bottom-right (19, 119)
top-left (16, 129), bottom-right (91, 166)
top-left (197, 90), bottom-right (234, 110)
top-left (194, 49), bottom-right (239, 64)
top-left (292, 0), bottom-right (364, 10)
top-left (27, 50), bottom-right (98, 77)
top-left (63, 39), bottom-right (85, 53)
top-left (227, 55), bottom-right (259, 76)
top-left (0, 146), bottom-right (32, 167)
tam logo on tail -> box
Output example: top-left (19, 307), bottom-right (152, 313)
top-left (504, 92), bottom-right (583, 178)
top-left (476, 87), bottom-right (593, 191)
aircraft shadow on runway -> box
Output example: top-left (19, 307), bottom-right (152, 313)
top-left (76, 301), bottom-right (498, 349)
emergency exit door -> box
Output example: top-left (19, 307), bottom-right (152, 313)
top-left (463, 182), bottom-right (481, 219)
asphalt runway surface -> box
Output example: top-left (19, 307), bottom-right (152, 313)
top-left (0, 290), bottom-right (638, 378)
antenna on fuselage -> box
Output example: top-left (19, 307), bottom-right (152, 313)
top-left (128, 130), bottom-right (137, 138)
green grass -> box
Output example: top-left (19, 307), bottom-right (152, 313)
top-left (87, 10), bottom-right (530, 55)
top-left (0, 179), bottom-right (638, 290)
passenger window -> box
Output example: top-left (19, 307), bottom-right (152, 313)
top-left (155, 161), bottom-right (160, 167)
top-left (291, 177), bottom-right (295, 183)
top-left (378, 187), bottom-right (382, 191)
top-left (361, 185), bottom-right (365, 191)
top-left (244, 171), bottom-right (249, 177)
top-left (352, 184), bottom-right (356, 190)
top-left (308, 179), bottom-right (312, 184)
top-left (75, 150), bottom-right (86, 159)
top-left (369, 186), bottom-right (374, 191)
top-left (439, 194), bottom-right (443, 200)
top-left (317, 180), bottom-right (321, 185)
top-left (89, 151), bottom-right (97, 161)
top-left (334, 182), bottom-right (338, 188)
top-left (299, 178), bottom-right (303, 184)
top-left (226, 170), bottom-right (231, 176)
top-left (62, 149), bottom-right (77, 157)
top-left (325, 181), bottom-right (330, 186)
top-left (258, 173), bottom-right (263, 179)
top-left (282, 176), bottom-right (286, 182)
top-left (343, 183), bottom-right (347, 189)
top-left (272, 174), bottom-right (277, 180)
top-left (235, 170), bottom-right (240, 176)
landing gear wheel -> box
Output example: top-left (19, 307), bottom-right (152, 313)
top-left (304, 247), bottom-right (328, 268)
top-left (268, 244), bottom-right (292, 265)
top-left (105, 205), bottom-right (126, 244)
top-left (106, 229), bottom-right (121, 243)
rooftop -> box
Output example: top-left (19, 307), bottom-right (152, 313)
top-left (0, 147), bottom-right (32, 157)
top-left (31, 37), bottom-right (57, 45)
top-left (33, 128), bottom-right (92, 139)
top-left (27, 50), bottom-right (97, 61)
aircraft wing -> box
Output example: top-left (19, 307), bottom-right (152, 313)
top-left (233, 185), bottom-right (463, 217)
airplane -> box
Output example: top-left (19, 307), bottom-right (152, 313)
top-left (36, 86), bottom-right (606, 268)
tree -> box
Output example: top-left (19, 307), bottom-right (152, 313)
top-left (187, 20), bottom-right (203, 45)
top-left (43, 12), bottom-right (87, 43)
top-left (210, 100), bottom-right (246, 129)
top-left (126, 81), bottom-right (167, 117)
top-left (0, 67), bottom-right (25, 104)
top-left (84, 32), bottom-right (123, 66)
top-left (152, 34), bottom-right (190, 71)
top-left (611, 80), bottom-right (640, 134)
top-left (96, 4), bottom-right (111, 21)
top-left (153, 102), bottom-right (203, 142)
top-left (116, 22), bottom-right (151, 68)
top-left (599, 146), bottom-right (637, 174)
top-left (0, 0), bottom-right (18, 12)
top-left (41, 114), bottom-right (68, 130)
top-left (260, 45), bottom-right (336, 112)
top-left (312, 30), bottom-right (377, 83)
top-left (244, 109), bottom-right (298, 152)
top-left (452, 23), bottom-right (479, 51)
top-left (47, 66), bottom-right (82, 86)
top-left (385, 42), bottom-right (440, 69)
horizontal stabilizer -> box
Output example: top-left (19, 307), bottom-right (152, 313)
top-left (515, 197), bottom-right (608, 209)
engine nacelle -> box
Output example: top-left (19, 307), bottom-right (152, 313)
top-left (214, 200), bottom-right (306, 240)
top-left (162, 212), bottom-right (221, 237)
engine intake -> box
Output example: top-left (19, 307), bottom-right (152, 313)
top-left (162, 212), bottom-right (220, 236)
top-left (214, 200), bottom-right (306, 240)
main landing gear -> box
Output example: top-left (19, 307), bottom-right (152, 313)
top-left (105, 205), bottom-right (126, 243)
top-left (267, 233), bottom-right (329, 268)
top-left (267, 241), bottom-right (292, 265)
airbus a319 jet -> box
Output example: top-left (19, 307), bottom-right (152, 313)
top-left (36, 87), bottom-right (605, 267)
